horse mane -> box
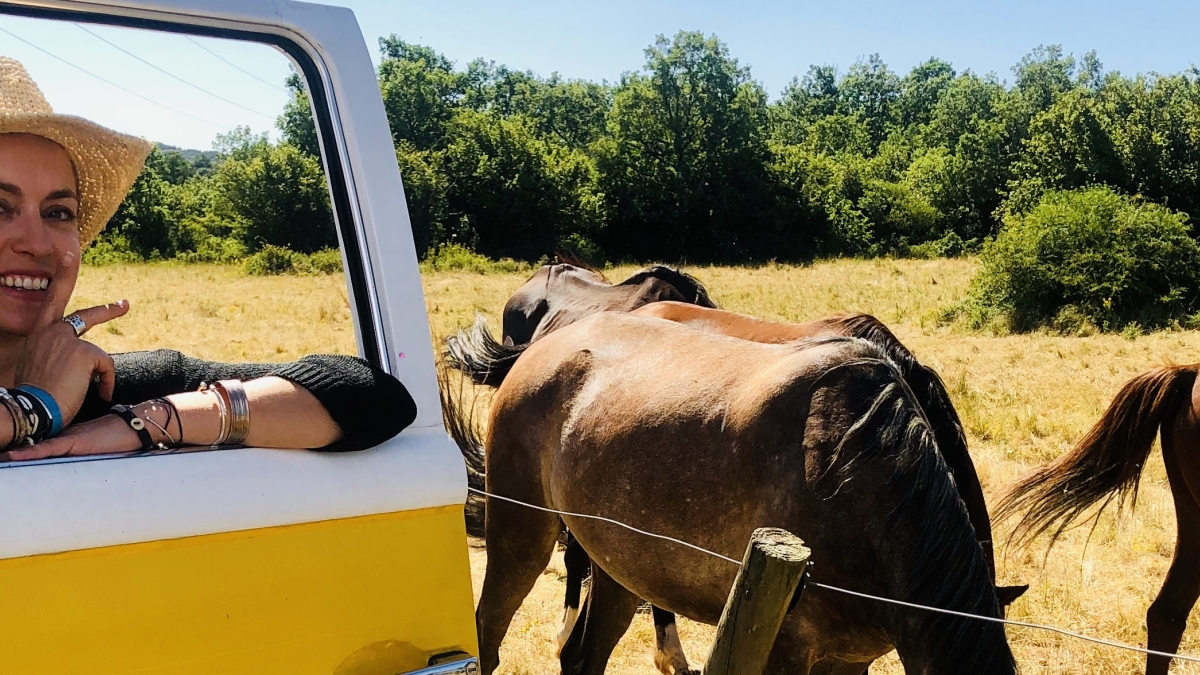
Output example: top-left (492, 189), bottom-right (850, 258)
top-left (821, 343), bottom-right (1013, 672)
top-left (832, 313), bottom-right (969, 481)
top-left (619, 265), bottom-right (718, 308)
top-left (553, 251), bottom-right (607, 279)
top-left (444, 315), bottom-right (526, 386)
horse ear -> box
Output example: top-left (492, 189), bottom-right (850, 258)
top-left (995, 584), bottom-right (1029, 606)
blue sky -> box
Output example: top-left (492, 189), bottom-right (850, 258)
top-left (1, 0), bottom-right (1198, 149)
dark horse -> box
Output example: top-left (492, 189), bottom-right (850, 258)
top-left (472, 312), bottom-right (1016, 674)
top-left (998, 363), bottom-right (1200, 675)
top-left (446, 263), bottom-right (1022, 673)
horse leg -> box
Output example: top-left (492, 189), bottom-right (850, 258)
top-left (1146, 434), bottom-right (1200, 675)
top-left (475, 498), bottom-right (561, 675)
top-left (651, 606), bottom-right (697, 675)
top-left (559, 562), bottom-right (641, 675)
top-left (555, 530), bottom-right (590, 657)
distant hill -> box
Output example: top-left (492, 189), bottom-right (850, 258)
top-left (156, 142), bottom-right (219, 163)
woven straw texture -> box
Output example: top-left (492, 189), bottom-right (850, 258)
top-left (0, 56), bottom-right (152, 248)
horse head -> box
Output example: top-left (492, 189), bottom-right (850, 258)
top-left (501, 263), bottom-right (716, 346)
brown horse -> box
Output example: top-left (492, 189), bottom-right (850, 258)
top-left (473, 312), bottom-right (1016, 675)
top-left (997, 364), bottom-right (1200, 675)
top-left (502, 263), bottom-right (716, 347)
top-left (447, 270), bottom-right (1020, 673)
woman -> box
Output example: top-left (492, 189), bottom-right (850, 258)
top-left (0, 56), bottom-right (415, 460)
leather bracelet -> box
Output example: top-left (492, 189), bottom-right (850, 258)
top-left (14, 385), bottom-right (62, 438)
top-left (10, 388), bottom-right (51, 444)
top-left (0, 388), bottom-right (28, 448)
top-left (110, 404), bottom-right (157, 453)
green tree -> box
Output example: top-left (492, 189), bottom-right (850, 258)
top-left (443, 110), bottom-right (603, 260)
top-left (377, 37), bottom-right (464, 150)
top-left (967, 186), bottom-right (1200, 331)
top-left (596, 31), bottom-right (777, 261)
top-left (838, 54), bottom-right (900, 150)
top-left (213, 135), bottom-right (336, 253)
top-left (277, 73), bottom-right (321, 158)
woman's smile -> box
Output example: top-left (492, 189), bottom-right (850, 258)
top-left (0, 271), bottom-right (51, 292)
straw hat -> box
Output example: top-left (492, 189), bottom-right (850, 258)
top-left (0, 56), bottom-right (152, 248)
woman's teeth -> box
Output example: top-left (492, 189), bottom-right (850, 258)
top-left (1, 276), bottom-right (49, 290)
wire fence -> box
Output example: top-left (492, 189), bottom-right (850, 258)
top-left (467, 486), bottom-right (1200, 665)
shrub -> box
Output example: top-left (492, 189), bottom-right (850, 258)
top-left (304, 248), bottom-right (344, 274)
top-left (244, 245), bottom-right (300, 276)
top-left (420, 243), bottom-right (531, 274)
top-left (83, 237), bottom-right (144, 266)
top-left (176, 236), bottom-right (247, 264)
top-left (244, 245), bottom-right (344, 276)
top-left (960, 186), bottom-right (1200, 332)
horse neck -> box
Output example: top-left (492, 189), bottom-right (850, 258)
top-left (871, 472), bottom-right (1017, 675)
top-left (851, 383), bottom-right (1017, 674)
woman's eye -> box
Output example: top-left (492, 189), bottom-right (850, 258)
top-left (44, 206), bottom-right (76, 223)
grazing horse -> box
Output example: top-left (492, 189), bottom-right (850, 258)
top-left (502, 262), bottom-right (716, 347)
top-left (447, 274), bottom-right (1021, 673)
top-left (472, 312), bottom-right (1016, 675)
top-left (997, 364), bottom-right (1200, 675)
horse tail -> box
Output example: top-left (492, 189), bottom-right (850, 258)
top-left (437, 358), bottom-right (487, 537)
top-left (996, 364), bottom-right (1198, 548)
top-left (444, 315), bottom-right (527, 387)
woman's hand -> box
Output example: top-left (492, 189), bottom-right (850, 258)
top-left (1, 413), bottom-right (138, 461)
top-left (12, 300), bottom-right (129, 425)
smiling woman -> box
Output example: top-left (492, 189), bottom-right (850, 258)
top-left (0, 55), bottom-right (416, 461)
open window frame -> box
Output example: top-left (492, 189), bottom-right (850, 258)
top-left (0, 0), bottom-right (463, 560)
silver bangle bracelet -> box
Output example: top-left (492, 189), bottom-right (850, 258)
top-left (214, 380), bottom-right (250, 445)
top-left (198, 381), bottom-right (230, 445)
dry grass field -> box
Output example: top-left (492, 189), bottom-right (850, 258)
top-left (80, 259), bottom-right (1200, 674)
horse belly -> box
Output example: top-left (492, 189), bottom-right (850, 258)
top-left (550, 413), bottom-right (809, 624)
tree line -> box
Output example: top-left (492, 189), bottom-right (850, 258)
top-left (97, 31), bottom-right (1200, 267)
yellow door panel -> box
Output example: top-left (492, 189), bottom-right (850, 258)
top-left (0, 505), bottom-right (477, 675)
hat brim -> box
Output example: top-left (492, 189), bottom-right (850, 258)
top-left (0, 114), bottom-right (152, 248)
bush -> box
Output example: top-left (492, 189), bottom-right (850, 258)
top-left (959, 186), bottom-right (1200, 331)
top-left (176, 236), bottom-right (247, 264)
top-left (244, 245), bottom-right (344, 276)
top-left (304, 248), bottom-right (344, 274)
top-left (420, 243), bottom-right (531, 274)
top-left (83, 237), bottom-right (144, 266)
top-left (244, 245), bottom-right (299, 276)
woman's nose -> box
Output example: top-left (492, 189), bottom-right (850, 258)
top-left (9, 209), bottom-right (56, 258)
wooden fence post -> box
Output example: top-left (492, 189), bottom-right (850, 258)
top-left (703, 527), bottom-right (811, 675)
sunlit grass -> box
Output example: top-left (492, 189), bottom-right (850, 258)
top-left (83, 259), bottom-right (1200, 674)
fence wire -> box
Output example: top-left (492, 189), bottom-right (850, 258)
top-left (468, 486), bottom-right (1200, 664)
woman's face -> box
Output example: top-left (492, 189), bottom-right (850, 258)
top-left (0, 134), bottom-right (81, 337)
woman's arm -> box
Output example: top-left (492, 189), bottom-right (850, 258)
top-left (74, 350), bottom-right (417, 452)
top-left (3, 375), bottom-right (350, 461)
top-left (1, 351), bottom-right (417, 461)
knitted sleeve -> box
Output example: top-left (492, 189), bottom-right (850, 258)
top-left (74, 350), bottom-right (417, 452)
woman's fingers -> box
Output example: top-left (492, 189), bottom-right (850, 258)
top-left (64, 299), bottom-right (129, 336)
top-left (3, 438), bottom-right (69, 462)
top-left (93, 350), bottom-right (116, 401)
top-left (2, 414), bottom-right (141, 462)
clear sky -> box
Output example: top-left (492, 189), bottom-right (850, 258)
top-left (1, 0), bottom-right (1198, 150)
